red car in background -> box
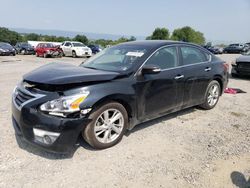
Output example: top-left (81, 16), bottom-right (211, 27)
top-left (35, 43), bottom-right (63, 58)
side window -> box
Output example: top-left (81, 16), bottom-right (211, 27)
top-left (65, 42), bottom-right (71, 47)
top-left (145, 47), bottom-right (178, 69)
top-left (181, 46), bottom-right (209, 65)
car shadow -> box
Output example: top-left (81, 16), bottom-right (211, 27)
top-left (126, 107), bottom-right (196, 136)
top-left (231, 171), bottom-right (250, 188)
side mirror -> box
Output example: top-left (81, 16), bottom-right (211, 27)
top-left (141, 64), bottom-right (161, 75)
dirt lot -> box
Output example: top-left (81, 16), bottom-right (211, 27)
top-left (0, 54), bottom-right (249, 188)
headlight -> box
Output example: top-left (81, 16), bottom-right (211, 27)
top-left (40, 92), bottom-right (89, 117)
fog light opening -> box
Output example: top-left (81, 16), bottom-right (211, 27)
top-left (33, 128), bottom-right (60, 145)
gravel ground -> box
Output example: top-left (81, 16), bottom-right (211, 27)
top-left (0, 54), bottom-right (249, 188)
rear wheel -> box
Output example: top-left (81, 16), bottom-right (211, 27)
top-left (199, 80), bottom-right (221, 110)
top-left (83, 102), bottom-right (128, 149)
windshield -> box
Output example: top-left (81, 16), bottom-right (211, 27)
top-left (43, 43), bottom-right (56, 48)
top-left (72, 42), bottom-right (85, 47)
top-left (0, 43), bottom-right (12, 48)
top-left (21, 43), bottom-right (32, 47)
top-left (81, 45), bottom-right (147, 72)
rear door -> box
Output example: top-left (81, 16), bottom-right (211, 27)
top-left (179, 45), bottom-right (212, 107)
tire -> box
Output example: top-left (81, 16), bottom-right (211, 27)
top-left (199, 80), bottom-right (221, 110)
top-left (83, 102), bottom-right (128, 149)
top-left (72, 51), bottom-right (77, 58)
top-left (21, 49), bottom-right (26, 55)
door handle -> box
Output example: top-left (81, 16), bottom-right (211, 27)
top-left (174, 75), bottom-right (184, 80)
top-left (205, 67), bottom-right (212, 72)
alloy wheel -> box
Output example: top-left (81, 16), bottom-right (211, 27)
top-left (94, 109), bottom-right (124, 144)
top-left (207, 84), bottom-right (219, 106)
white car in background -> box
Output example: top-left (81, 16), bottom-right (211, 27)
top-left (61, 41), bottom-right (92, 58)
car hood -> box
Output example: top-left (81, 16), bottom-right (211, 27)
top-left (236, 55), bottom-right (250, 63)
top-left (23, 63), bottom-right (120, 85)
top-left (0, 46), bottom-right (14, 51)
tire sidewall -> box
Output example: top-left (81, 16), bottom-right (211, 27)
top-left (202, 80), bottom-right (221, 110)
top-left (83, 102), bottom-right (128, 149)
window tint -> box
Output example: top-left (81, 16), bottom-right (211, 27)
top-left (181, 46), bottom-right (208, 65)
top-left (65, 42), bottom-right (71, 47)
top-left (145, 47), bottom-right (178, 69)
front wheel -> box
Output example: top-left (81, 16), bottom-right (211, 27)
top-left (83, 102), bottom-right (128, 149)
top-left (72, 51), bottom-right (77, 58)
top-left (21, 49), bottom-right (26, 55)
top-left (199, 80), bottom-right (221, 110)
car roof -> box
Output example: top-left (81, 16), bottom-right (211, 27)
top-left (116, 40), bottom-right (202, 50)
top-left (64, 41), bottom-right (82, 43)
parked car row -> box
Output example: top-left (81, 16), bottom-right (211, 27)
top-left (203, 43), bottom-right (250, 55)
top-left (223, 43), bottom-right (249, 54)
top-left (0, 41), bottom-right (103, 58)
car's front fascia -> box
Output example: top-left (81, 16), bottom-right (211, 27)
top-left (74, 47), bottom-right (92, 57)
top-left (12, 82), bottom-right (92, 153)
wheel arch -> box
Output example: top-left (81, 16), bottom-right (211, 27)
top-left (90, 95), bottom-right (133, 121)
top-left (213, 75), bottom-right (224, 95)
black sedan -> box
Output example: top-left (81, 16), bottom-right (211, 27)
top-left (231, 51), bottom-right (250, 77)
top-left (0, 42), bottom-right (16, 56)
top-left (15, 42), bottom-right (35, 55)
top-left (12, 41), bottom-right (229, 153)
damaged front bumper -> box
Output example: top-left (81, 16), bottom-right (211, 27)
top-left (11, 85), bottom-right (91, 154)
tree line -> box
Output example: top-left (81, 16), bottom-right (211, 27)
top-left (0, 26), bottom-right (206, 47)
top-left (0, 27), bottom-right (137, 47)
top-left (147, 26), bottom-right (205, 45)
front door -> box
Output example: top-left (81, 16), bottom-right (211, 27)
top-left (136, 46), bottom-right (184, 120)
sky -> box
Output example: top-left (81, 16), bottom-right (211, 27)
top-left (0, 0), bottom-right (250, 43)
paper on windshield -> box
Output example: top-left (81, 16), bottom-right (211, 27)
top-left (126, 52), bottom-right (144, 57)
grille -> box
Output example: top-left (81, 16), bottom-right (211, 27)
top-left (14, 88), bottom-right (35, 107)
